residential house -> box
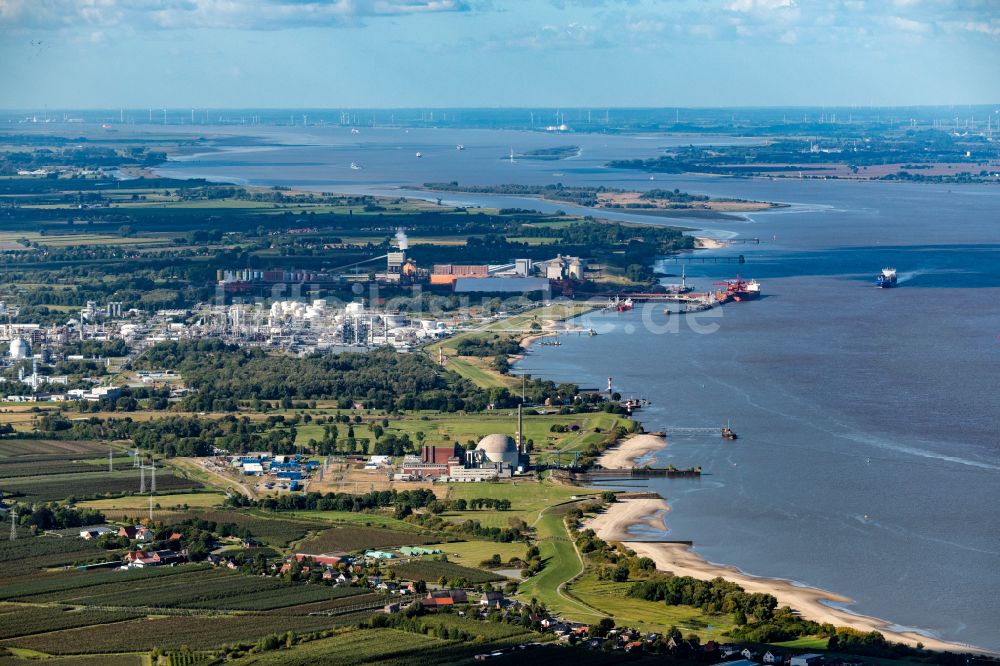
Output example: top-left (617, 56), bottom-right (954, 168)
top-left (764, 651), bottom-right (786, 664)
top-left (118, 525), bottom-right (151, 540)
top-left (480, 591), bottom-right (505, 608)
top-left (123, 549), bottom-right (184, 568)
top-left (79, 526), bottom-right (116, 540)
top-left (720, 644), bottom-right (743, 658)
top-left (420, 595), bottom-right (454, 608)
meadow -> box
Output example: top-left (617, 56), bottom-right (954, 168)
top-left (419, 540), bottom-right (526, 568)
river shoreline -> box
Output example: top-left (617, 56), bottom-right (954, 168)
top-left (596, 433), bottom-right (668, 469)
top-left (586, 495), bottom-right (992, 654)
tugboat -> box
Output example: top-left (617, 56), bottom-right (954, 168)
top-left (876, 267), bottom-right (897, 288)
top-left (722, 421), bottom-right (738, 440)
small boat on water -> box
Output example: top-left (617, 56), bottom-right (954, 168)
top-left (415, 152), bottom-right (423, 158)
top-left (876, 267), bottom-right (897, 288)
top-left (722, 423), bottom-right (738, 440)
top-left (456, 144), bottom-right (465, 151)
top-left (350, 162), bottom-right (361, 170)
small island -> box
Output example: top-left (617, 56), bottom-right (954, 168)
top-left (422, 182), bottom-right (783, 217)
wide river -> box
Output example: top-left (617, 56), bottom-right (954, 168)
top-left (155, 125), bottom-right (1000, 650)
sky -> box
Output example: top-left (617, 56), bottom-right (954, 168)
top-left (0, 0), bottom-right (998, 109)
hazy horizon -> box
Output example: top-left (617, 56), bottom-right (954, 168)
top-left (2, 0), bottom-right (998, 109)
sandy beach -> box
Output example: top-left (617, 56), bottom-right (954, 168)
top-left (596, 433), bottom-right (667, 469)
top-left (587, 498), bottom-right (988, 654)
top-left (694, 236), bottom-right (728, 249)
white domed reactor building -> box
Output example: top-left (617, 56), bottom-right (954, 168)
top-left (474, 434), bottom-right (521, 468)
top-left (9, 337), bottom-right (29, 360)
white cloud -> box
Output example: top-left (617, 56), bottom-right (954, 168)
top-left (962, 20), bottom-right (1000, 37)
top-left (726, 0), bottom-right (795, 12)
top-left (485, 20), bottom-right (608, 50)
top-left (886, 14), bottom-right (932, 34)
top-left (0, 0), bottom-right (469, 31)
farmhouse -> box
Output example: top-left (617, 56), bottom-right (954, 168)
top-left (118, 525), bottom-right (151, 540)
top-left (79, 526), bottom-right (116, 540)
top-left (123, 549), bottom-right (185, 568)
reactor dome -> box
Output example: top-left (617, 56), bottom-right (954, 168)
top-left (475, 434), bottom-right (519, 467)
top-left (9, 337), bottom-right (29, 360)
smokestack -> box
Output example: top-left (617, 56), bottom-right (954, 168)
top-left (516, 403), bottom-right (523, 453)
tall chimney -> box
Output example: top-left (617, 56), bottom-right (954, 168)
top-left (516, 403), bottom-right (523, 453)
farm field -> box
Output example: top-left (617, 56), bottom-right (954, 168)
top-left (225, 628), bottom-right (448, 666)
top-left (0, 653), bottom-right (144, 666)
top-left (2, 613), bottom-right (347, 654)
top-left (390, 558), bottom-right (505, 584)
top-left (78, 492), bottom-right (227, 510)
top-left (19, 566), bottom-right (364, 611)
top-left (285, 510), bottom-right (425, 532)
top-left (0, 533), bottom-right (108, 576)
top-left (0, 439), bottom-right (109, 458)
top-left (293, 525), bottom-right (438, 553)
top-left (0, 605), bottom-right (143, 640)
top-left (88, 509), bottom-right (327, 547)
top-left (0, 468), bottom-right (203, 502)
top-left (226, 620), bottom-right (555, 666)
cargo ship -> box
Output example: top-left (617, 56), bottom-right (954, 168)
top-left (607, 296), bottom-right (634, 312)
top-left (714, 276), bottom-right (761, 302)
top-left (876, 267), bottom-right (897, 288)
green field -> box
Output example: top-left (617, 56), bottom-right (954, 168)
top-left (442, 480), bottom-right (590, 528)
top-left (420, 540), bottom-right (526, 568)
top-left (515, 501), bottom-right (602, 620)
top-left (569, 573), bottom-right (736, 639)
top-left (78, 492), bottom-right (227, 510)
